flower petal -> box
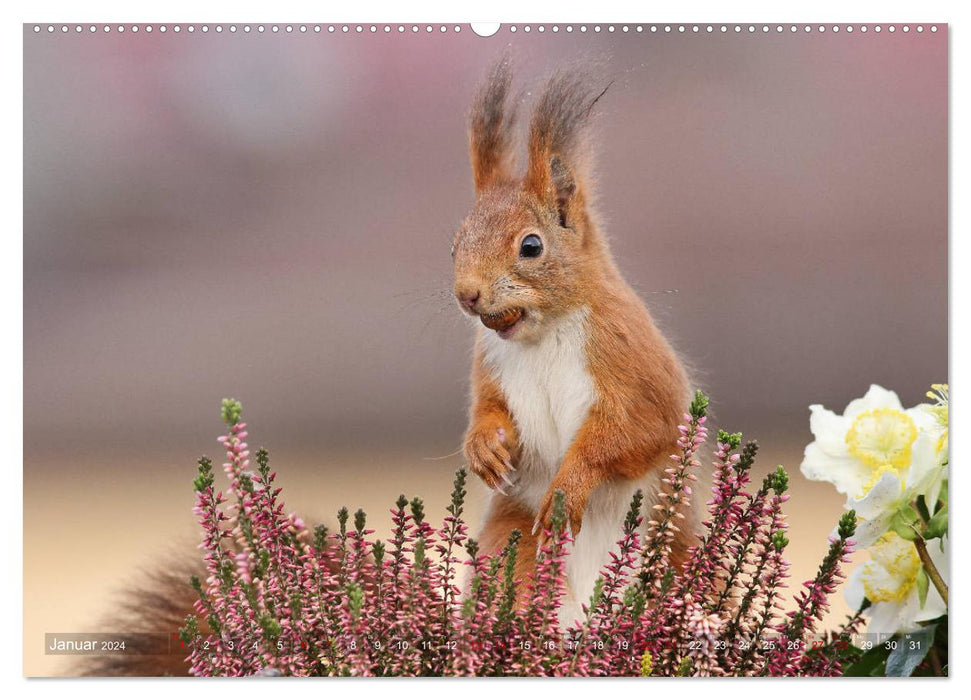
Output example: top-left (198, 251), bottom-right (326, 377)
top-left (915, 588), bottom-right (947, 623)
top-left (903, 433), bottom-right (944, 502)
top-left (844, 385), bottom-right (904, 417)
top-left (915, 538), bottom-right (948, 622)
top-left (808, 404), bottom-right (850, 455)
top-left (849, 471), bottom-right (902, 521)
top-left (895, 593), bottom-right (922, 633)
top-left (801, 443), bottom-right (869, 496)
top-left (850, 512), bottom-right (893, 548)
top-left (866, 600), bottom-right (906, 636)
top-left (924, 473), bottom-right (946, 514)
top-left (914, 539), bottom-right (948, 622)
top-left (907, 404), bottom-right (938, 433)
top-left (844, 567), bottom-right (866, 611)
top-left (928, 535), bottom-right (949, 579)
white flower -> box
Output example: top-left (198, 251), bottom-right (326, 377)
top-left (800, 385), bottom-right (946, 546)
top-left (845, 532), bottom-right (948, 637)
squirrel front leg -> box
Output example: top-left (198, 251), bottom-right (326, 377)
top-left (464, 350), bottom-right (519, 494)
top-left (533, 401), bottom-right (674, 544)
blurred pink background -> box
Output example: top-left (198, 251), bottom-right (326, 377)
top-left (23, 25), bottom-right (946, 675)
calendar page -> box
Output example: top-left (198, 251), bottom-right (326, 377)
top-left (22, 17), bottom-right (948, 679)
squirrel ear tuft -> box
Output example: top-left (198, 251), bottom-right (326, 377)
top-left (468, 56), bottom-right (519, 195)
top-left (523, 70), bottom-right (609, 226)
top-left (550, 156), bottom-right (576, 227)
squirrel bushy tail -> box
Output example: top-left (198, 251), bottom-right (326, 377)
top-left (76, 526), bottom-right (341, 676)
top-left (75, 559), bottom-right (207, 676)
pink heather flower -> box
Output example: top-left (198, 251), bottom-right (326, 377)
top-left (684, 600), bottom-right (727, 676)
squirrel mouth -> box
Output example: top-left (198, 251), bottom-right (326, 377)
top-left (479, 308), bottom-right (525, 334)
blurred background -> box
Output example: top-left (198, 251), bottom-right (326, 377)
top-left (24, 25), bottom-right (946, 675)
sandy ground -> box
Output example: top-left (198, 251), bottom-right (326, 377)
top-left (24, 437), bottom-right (862, 676)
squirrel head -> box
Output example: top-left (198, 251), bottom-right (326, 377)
top-left (452, 58), bottom-right (612, 343)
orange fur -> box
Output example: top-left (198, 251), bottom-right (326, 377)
top-left (477, 495), bottom-right (539, 594)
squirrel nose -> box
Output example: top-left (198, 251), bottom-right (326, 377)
top-left (456, 289), bottom-right (481, 311)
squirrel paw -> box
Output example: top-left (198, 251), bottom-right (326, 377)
top-left (464, 425), bottom-right (516, 494)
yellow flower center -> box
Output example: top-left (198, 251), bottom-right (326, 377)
top-left (860, 532), bottom-right (921, 603)
top-left (845, 408), bottom-right (917, 496)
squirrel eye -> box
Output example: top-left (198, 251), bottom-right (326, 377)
top-left (519, 234), bottom-right (543, 259)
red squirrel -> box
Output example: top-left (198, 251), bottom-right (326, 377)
top-left (453, 59), bottom-right (693, 622)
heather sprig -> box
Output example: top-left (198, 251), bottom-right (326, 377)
top-left (639, 391), bottom-right (709, 597)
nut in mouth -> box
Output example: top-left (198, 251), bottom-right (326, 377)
top-left (479, 307), bottom-right (524, 334)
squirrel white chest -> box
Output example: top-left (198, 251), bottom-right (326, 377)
top-left (481, 308), bottom-right (597, 482)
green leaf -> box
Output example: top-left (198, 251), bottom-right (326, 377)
top-left (659, 567), bottom-right (676, 594)
top-left (843, 644), bottom-right (890, 677)
top-left (838, 510), bottom-right (857, 539)
top-left (676, 657), bottom-right (693, 676)
top-left (346, 582), bottom-right (365, 620)
top-left (640, 650), bottom-right (653, 677)
top-left (890, 506), bottom-right (919, 541)
top-left (717, 430), bottom-right (742, 449)
top-left (588, 577), bottom-right (604, 612)
top-left (259, 613), bottom-right (282, 641)
top-left (689, 390), bottom-right (709, 419)
top-left (193, 456), bottom-right (214, 492)
top-left (916, 567), bottom-right (929, 608)
top-left (924, 506), bottom-right (948, 540)
top-left (886, 626), bottom-right (936, 677)
top-left (892, 523), bottom-right (918, 541)
top-left (551, 489), bottom-right (567, 530)
top-left (220, 398), bottom-right (243, 427)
